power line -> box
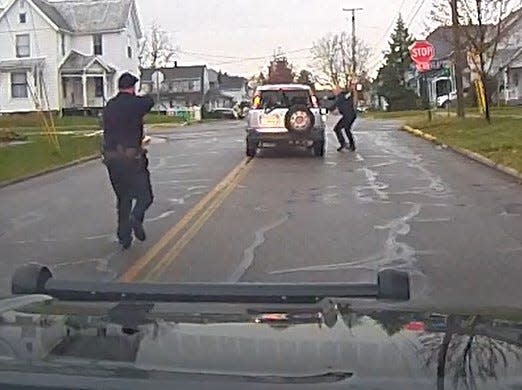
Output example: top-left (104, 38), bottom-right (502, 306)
top-left (367, 0), bottom-right (410, 65)
top-left (178, 50), bottom-right (251, 60)
top-left (406, 0), bottom-right (427, 28)
top-left (194, 47), bottom-right (313, 66)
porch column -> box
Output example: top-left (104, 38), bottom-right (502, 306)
top-left (82, 72), bottom-right (87, 108)
top-left (103, 72), bottom-right (108, 105)
top-left (504, 68), bottom-right (509, 102)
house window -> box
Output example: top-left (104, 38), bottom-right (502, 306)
top-left (93, 34), bottom-right (102, 55)
top-left (127, 46), bottom-right (132, 58)
top-left (62, 78), bottom-right (67, 98)
top-left (94, 77), bottom-right (104, 97)
top-left (19, 13), bottom-right (26, 23)
top-left (188, 80), bottom-right (195, 91)
top-left (11, 72), bottom-right (28, 98)
top-left (16, 34), bottom-right (30, 58)
top-left (61, 33), bottom-right (65, 56)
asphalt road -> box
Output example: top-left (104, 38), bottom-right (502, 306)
top-left (1, 116), bottom-right (522, 309)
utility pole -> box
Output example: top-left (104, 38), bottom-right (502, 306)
top-left (451, 0), bottom-right (465, 118)
top-left (343, 7), bottom-right (363, 105)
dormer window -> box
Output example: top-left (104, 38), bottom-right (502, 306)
top-left (19, 13), bottom-right (26, 23)
top-left (93, 34), bottom-right (102, 55)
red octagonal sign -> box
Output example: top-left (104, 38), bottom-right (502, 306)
top-left (410, 40), bottom-right (435, 71)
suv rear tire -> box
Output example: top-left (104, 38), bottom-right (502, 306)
top-left (284, 104), bottom-right (315, 132)
top-left (313, 140), bottom-right (325, 157)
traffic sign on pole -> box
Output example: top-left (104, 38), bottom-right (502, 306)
top-left (410, 40), bottom-right (435, 73)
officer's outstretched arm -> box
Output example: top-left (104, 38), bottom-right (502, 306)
top-left (136, 95), bottom-right (155, 116)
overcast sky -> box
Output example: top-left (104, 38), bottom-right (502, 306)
top-left (135, 0), bottom-right (431, 77)
top-left (0, 0), bottom-right (432, 77)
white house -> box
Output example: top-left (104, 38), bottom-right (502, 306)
top-left (491, 7), bottom-right (522, 105)
top-left (218, 73), bottom-right (249, 104)
top-left (0, 0), bottom-right (142, 114)
top-left (141, 64), bottom-right (210, 112)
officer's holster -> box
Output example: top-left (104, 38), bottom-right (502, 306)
top-left (103, 145), bottom-right (146, 171)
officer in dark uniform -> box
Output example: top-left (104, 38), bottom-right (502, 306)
top-left (329, 86), bottom-right (357, 152)
top-left (103, 72), bottom-right (155, 249)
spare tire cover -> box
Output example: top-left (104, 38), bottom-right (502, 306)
top-left (284, 104), bottom-right (315, 132)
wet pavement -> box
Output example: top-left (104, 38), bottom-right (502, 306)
top-left (1, 116), bottom-right (522, 309)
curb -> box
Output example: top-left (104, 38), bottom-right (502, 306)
top-left (0, 153), bottom-right (101, 189)
top-left (401, 125), bottom-right (522, 182)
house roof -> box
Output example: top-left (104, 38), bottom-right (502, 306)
top-left (220, 74), bottom-right (246, 90)
top-left (29, 0), bottom-right (134, 33)
top-left (426, 25), bottom-right (482, 60)
top-left (501, 6), bottom-right (522, 32)
top-left (490, 48), bottom-right (522, 72)
top-left (31, 0), bottom-right (72, 30)
top-left (141, 66), bottom-right (206, 82)
top-left (60, 50), bottom-right (115, 73)
top-left (208, 68), bottom-right (219, 83)
top-left (205, 87), bottom-right (234, 100)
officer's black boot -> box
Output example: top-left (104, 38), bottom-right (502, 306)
top-left (119, 236), bottom-right (133, 250)
top-left (130, 216), bottom-right (146, 242)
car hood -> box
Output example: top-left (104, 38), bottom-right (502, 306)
top-left (0, 298), bottom-right (522, 389)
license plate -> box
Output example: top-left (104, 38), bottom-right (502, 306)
top-left (260, 114), bottom-right (281, 127)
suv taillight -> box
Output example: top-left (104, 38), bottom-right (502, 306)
top-left (252, 94), bottom-right (262, 109)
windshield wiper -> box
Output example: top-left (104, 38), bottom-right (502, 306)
top-left (11, 263), bottom-right (410, 303)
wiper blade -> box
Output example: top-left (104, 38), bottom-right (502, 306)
top-left (11, 264), bottom-right (410, 303)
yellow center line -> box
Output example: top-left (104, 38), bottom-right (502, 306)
top-left (119, 157), bottom-right (252, 282)
top-left (144, 160), bottom-right (254, 281)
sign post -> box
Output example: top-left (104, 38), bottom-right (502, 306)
top-left (410, 41), bottom-right (435, 121)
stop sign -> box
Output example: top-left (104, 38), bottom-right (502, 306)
top-left (410, 40), bottom-right (435, 65)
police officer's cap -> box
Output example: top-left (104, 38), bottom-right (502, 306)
top-left (118, 72), bottom-right (139, 89)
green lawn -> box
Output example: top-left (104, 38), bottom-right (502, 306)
top-left (368, 106), bottom-right (522, 121)
top-left (0, 112), bottom-right (190, 134)
top-left (0, 113), bottom-right (100, 129)
top-left (144, 113), bottom-right (187, 125)
top-left (405, 116), bottom-right (522, 173)
top-left (0, 134), bottom-right (101, 183)
top-left (366, 110), bottom-right (427, 120)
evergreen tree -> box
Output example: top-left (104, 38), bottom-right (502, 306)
top-left (374, 16), bottom-right (418, 111)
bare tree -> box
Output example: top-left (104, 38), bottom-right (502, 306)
top-left (428, 0), bottom-right (517, 121)
top-left (461, 0), bottom-right (511, 122)
top-left (311, 33), bottom-right (371, 88)
top-left (295, 69), bottom-right (315, 87)
top-left (139, 21), bottom-right (177, 69)
top-left (248, 72), bottom-right (266, 89)
top-left (419, 315), bottom-right (521, 389)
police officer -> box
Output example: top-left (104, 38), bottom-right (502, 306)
top-left (329, 86), bottom-right (357, 152)
top-left (103, 72), bottom-right (154, 249)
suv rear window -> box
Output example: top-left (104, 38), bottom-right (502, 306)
top-left (259, 89), bottom-right (312, 108)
